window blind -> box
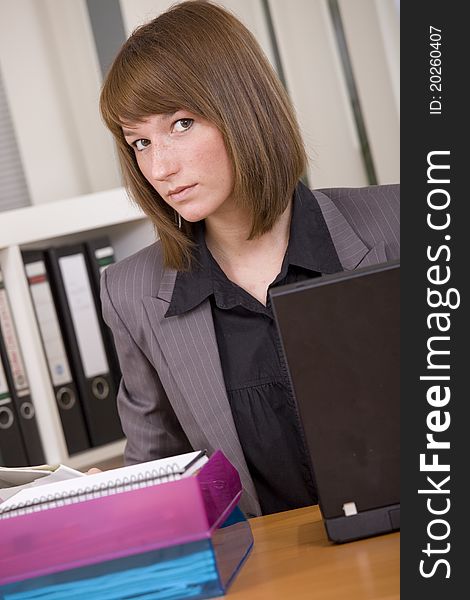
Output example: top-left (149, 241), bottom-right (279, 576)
top-left (0, 67), bottom-right (31, 213)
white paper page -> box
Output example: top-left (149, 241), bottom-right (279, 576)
top-left (26, 260), bottom-right (73, 386)
top-left (0, 465), bottom-right (84, 502)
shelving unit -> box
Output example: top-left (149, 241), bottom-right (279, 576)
top-left (0, 188), bottom-right (155, 468)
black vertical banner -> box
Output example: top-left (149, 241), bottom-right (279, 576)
top-left (402, 3), bottom-right (465, 598)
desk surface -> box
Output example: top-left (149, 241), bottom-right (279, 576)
top-left (224, 505), bottom-right (399, 600)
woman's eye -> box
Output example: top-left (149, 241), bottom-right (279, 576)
top-left (173, 118), bottom-right (194, 133)
top-left (134, 139), bottom-right (150, 151)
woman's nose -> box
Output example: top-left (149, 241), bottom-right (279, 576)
top-left (150, 144), bottom-right (178, 182)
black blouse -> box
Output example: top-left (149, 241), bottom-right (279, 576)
top-left (166, 184), bottom-right (342, 514)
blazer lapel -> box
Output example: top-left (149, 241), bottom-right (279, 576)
top-left (143, 271), bottom-right (261, 515)
top-left (356, 240), bottom-right (387, 268)
top-left (313, 190), bottom-right (387, 269)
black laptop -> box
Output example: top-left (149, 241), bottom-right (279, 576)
top-left (270, 260), bottom-right (400, 543)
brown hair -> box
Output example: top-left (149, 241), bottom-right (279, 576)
top-left (100, 0), bottom-right (306, 270)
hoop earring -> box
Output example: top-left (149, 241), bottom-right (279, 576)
top-left (174, 210), bottom-right (182, 229)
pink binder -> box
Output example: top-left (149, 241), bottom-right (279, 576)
top-left (0, 451), bottom-right (253, 599)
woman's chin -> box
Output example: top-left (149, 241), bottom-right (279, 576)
top-left (179, 209), bottom-right (209, 223)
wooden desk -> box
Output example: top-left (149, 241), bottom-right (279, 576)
top-left (224, 506), bottom-right (399, 600)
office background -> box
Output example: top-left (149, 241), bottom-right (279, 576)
top-left (0, 0), bottom-right (399, 470)
top-left (0, 0), bottom-right (399, 211)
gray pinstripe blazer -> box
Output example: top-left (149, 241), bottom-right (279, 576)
top-left (101, 184), bottom-right (400, 517)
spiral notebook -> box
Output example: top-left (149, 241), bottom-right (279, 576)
top-left (0, 450), bottom-right (208, 519)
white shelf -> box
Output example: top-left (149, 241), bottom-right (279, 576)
top-left (0, 190), bottom-right (155, 469)
top-left (0, 187), bottom-right (146, 249)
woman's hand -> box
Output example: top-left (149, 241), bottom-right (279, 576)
top-left (86, 467), bottom-right (102, 475)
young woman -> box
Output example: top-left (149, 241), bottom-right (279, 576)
top-left (99, 0), bottom-right (399, 517)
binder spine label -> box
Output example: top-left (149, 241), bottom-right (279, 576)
top-left (0, 358), bottom-right (10, 399)
top-left (58, 254), bottom-right (109, 378)
top-left (94, 246), bottom-right (114, 274)
top-left (25, 261), bottom-right (72, 387)
top-left (0, 274), bottom-right (30, 395)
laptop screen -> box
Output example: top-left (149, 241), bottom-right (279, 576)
top-left (270, 261), bottom-right (400, 520)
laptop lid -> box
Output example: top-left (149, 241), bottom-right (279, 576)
top-left (270, 261), bottom-right (399, 541)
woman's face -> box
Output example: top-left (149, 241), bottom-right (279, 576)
top-left (123, 111), bottom-right (235, 223)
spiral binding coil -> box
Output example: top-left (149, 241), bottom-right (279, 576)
top-left (0, 462), bottom-right (182, 519)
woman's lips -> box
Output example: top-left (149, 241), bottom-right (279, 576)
top-left (168, 184), bottom-right (197, 202)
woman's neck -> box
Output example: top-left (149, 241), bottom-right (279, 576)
top-left (204, 200), bottom-right (292, 264)
top-left (204, 199), bottom-right (293, 305)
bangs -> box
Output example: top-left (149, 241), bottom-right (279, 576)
top-left (100, 43), bottom-right (207, 134)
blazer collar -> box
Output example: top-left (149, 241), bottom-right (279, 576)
top-left (157, 269), bottom-right (177, 303)
top-left (312, 189), bottom-right (387, 269)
